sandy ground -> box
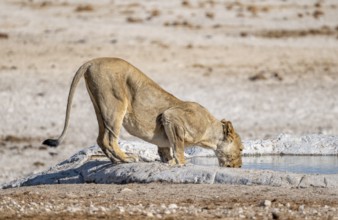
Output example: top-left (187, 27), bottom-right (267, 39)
top-left (1, 184), bottom-right (338, 219)
top-left (1, 0), bottom-right (338, 218)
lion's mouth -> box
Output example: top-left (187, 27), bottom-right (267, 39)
top-left (218, 156), bottom-right (242, 168)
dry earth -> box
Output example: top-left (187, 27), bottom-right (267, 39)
top-left (1, 0), bottom-right (338, 219)
top-left (1, 184), bottom-right (338, 219)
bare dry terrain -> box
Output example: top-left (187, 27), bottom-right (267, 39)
top-left (1, 184), bottom-right (338, 219)
top-left (1, 0), bottom-right (338, 219)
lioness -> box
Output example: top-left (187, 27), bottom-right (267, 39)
top-left (43, 58), bottom-right (243, 167)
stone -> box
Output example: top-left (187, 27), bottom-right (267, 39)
top-left (118, 207), bottom-right (125, 213)
top-left (1, 135), bottom-right (338, 189)
top-left (120, 188), bottom-right (133, 193)
top-left (260, 200), bottom-right (272, 207)
top-left (146, 212), bottom-right (154, 217)
top-left (168, 204), bottom-right (178, 209)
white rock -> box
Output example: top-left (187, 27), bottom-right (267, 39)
top-left (262, 200), bottom-right (272, 207)
top-left (146, 212), bottom-right (154, 217)
top-left (118, 207), bottom-right (125, 213)
top-left (67, 206), bottom-right (82, 213)
top-left (298, 205), bottom-right (305, 211)
top-left (168, 204), bottom-right (178, 209)
top-left (2, 134), bottom-right (338, 190)
top-left (120, 188), bottom-right (133, 193)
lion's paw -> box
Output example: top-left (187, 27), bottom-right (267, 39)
top-left (168, 159), bottom-right (185, 167)
top-left (125, 153), bottom-right (139, 163)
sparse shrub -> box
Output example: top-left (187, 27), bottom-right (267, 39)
top-left (247, 5), bottom-right (258, 16)
top-left (150, 9), bottom-right (161, 17)
top-left (182, 0), bottom-right (190, 7)
top-left (0, 33), bottom-right (9, 39)
top-left (313, 10), bottom-right (324, 19)
top-left (205, 12), bottom-right (214, 19)
top-left (75, 4), bottom-right (94, 12)
top-left (126, 17), bottom-right (143, 23)
top-left (240, 32), bottom-right (248, 37)
top-left (314, 2), bottom-right (321, 8)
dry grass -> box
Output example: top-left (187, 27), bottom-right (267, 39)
top-left (205, 12), bottom-right (215, 19)
top-left (126, 17), bottom-right (143, 23)
top-left (75, 4), bottom-right (94, 12)
top-left (163, 20), bottom-right (201, 29)
top-left (259, 26), bottom-right (337, 38)
top-left (0, 33), bottom-right (9, 39)
top-left (313, 10), bottom-right (324, 19)
top-left (247, 5), bottom-right (258, 16)
top-left (249, 71), bottom-right (283, 82)
top-left (151, 40), bottom-right (169, 49)
top-left (1, 135), bottom-right (36, 143)
top-left (149, 9), bottom-right (161, 18)
top-left (181, 0), bottom-right (190, 7)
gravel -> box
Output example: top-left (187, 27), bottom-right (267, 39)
top-left (1, 184), bottom-right (337, 219)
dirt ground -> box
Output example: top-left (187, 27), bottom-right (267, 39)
top-left (1, 0), bottom-right (338, 219)
top-left (1, 184), bottom-right (338, 219)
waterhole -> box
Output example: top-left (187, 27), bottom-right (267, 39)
top-left (188, 156), bottom-right (338, 174)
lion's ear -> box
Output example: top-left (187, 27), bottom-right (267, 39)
top-left (226, 121), bottom-right (235, 138)
top-left (221, 119), bottom-right (235, 140)
top-left (221, 119), bottom-right (227, 124)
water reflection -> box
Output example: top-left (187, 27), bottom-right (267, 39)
top-left (188, 156), bottom-right (338, 174)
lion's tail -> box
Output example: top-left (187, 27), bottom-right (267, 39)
top-left (42, 61), bottom-right (92, 147)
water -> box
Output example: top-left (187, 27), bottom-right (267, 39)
top-left (188, 156), bottom-right (338, 174)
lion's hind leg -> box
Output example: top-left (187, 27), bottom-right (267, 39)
top-left (100, 131), bottom-right (138, 164)
top-left (97, 114), bottom-right (139, 164)
top-left (86, 83), bottom-right (138, 164)
top-left (98, 107), bottom-right (138, 164)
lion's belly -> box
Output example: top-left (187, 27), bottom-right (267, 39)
top-left (123, 112), bottom-right (168, 146)
top-left (122, 82), bottom-right (180, 146)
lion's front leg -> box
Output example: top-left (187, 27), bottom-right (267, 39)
top-left (161, 113), bottom-right (186, 165)
top-left (157, 147), bottom-right (181, 166)
top-left (157, 147), bottom-right (172, 163)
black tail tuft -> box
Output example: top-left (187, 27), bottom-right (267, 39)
top-left (42, 139), bottom-right (59, 147)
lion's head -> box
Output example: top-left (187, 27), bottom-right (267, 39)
top-left (215, 120), bottom-right (243, 168)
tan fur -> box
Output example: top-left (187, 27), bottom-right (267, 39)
top-left (44, 57), bottom-right (243, 167)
